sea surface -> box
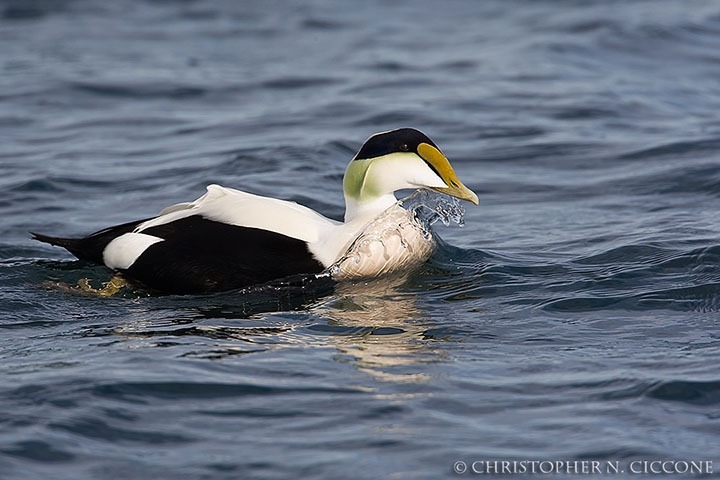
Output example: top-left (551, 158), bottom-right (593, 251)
top-left (2, 0), bottom-right (720, 478)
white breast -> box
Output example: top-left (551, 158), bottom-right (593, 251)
top-left (330, 204), bottom-right (436, 279)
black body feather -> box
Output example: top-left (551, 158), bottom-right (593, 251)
top-left (32, 215), bottom-right (325, 294)
top-left (128, 216), bottom-right (324, 294)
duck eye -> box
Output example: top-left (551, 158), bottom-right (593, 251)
top-left (399, 144), bottom-right (409, 152)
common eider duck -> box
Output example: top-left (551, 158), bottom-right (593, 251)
top-left (32, 128), bottom-right (478, 294)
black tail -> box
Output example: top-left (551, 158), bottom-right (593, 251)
top-left (31, 231), bottom-right (107, 264)
top-left (31, 232), bottom-right (81, 251)
top-left (31, 218), bottom-right (152, 265)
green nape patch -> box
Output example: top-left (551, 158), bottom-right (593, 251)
top-left (342, 158), bottom-right (373, 200)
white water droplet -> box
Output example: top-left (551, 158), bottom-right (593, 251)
top-left (399, 189), bottom-right (466, 228)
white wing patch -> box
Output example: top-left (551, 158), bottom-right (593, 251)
top-left (104, 232), bottom-right (164, 270)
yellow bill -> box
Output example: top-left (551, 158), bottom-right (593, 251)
top-left (417, 142), bottom-right (479, 205)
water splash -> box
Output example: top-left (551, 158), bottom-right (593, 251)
top-left (399, 189), bottom-right (466, 228)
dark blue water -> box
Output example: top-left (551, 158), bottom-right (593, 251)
top-left (2, 1), bottom-right (720, 478)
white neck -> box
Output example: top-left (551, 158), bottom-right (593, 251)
top-left (343, 193), bottom-right (397, 223)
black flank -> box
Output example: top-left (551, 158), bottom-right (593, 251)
top-left (126, 215), bottom-right (324, 294)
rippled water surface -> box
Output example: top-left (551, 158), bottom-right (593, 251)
top-left (3, 1), bottom-right (720, 478)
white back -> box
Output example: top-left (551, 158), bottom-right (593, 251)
top-left (136, 185), bottom-right (339, 244)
